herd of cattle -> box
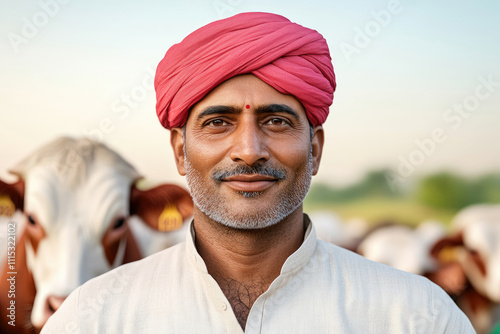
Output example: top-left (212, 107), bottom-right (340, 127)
top-left (312, 206), bottom-right (500, 334)
top-left (0, 137), bottom-right (499, 333)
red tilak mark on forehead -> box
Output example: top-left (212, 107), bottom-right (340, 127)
top-left (245, 105), bottom-right (250, 109)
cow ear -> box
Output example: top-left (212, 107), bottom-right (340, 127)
top-left (0, 178), bottom-right (25, 216)
top-left (430, 232), bottom-right (464, 262)
top-left (130, 183), bottom-right (193, 232)
top-left (427, 232), bottom-right (467, 295)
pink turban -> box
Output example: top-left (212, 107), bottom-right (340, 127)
top-left (155, 12), bottom-right (336, 129)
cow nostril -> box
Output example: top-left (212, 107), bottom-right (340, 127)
top-left (36, 295), bottom-right (68, 330)
top-left (46, 295), bottom-right (67, 314)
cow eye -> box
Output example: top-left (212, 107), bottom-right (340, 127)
top-left (112, 217), bottom-right (126, 229)
top-left (27, 215), bottom-right (37, 225)
top-left (24, 213), bottom-right (45, 252)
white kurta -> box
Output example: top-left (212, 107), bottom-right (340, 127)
top-left (42, 216), bottom-right (474, 333)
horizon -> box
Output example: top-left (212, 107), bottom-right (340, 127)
top-left (1, 0), bottom-right (499, 188)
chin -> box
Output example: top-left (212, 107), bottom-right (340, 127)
top-left (236, 191), bottom-right (265, 198)
top-left (217, 217), bottom-right (281, 230)
top-left (206, 203), bottom-right (298, 230)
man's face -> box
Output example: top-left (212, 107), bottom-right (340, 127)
top-left (171, 74), bottom-right (324, 229)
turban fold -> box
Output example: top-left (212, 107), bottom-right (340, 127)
top-left (155, 12), bottom-right (336, 129)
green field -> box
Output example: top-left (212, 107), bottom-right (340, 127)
top-left (303, 196), bottom-right (456, 228)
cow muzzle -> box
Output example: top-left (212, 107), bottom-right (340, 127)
top-left (35, 295), bottom-right (67, 330)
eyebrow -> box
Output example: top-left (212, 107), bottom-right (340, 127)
top-left (197, 104), bottom-right (300, 121)
top-left (197, 105), bottom-right (240, 119)
top-left (255, 104), bottom-right (300, 121)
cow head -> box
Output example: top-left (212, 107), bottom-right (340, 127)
top-left (431, 205), bottom-right (500, 303)
top-left (0, 137), bottom-right (193, 331)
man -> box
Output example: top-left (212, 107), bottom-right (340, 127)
top-left (43, 12), bottom-right (474, 333)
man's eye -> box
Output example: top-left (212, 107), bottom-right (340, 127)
top-left (207, 119), bottom-right (228, 127)
top-left (266, 118), bottom-right (288, 126)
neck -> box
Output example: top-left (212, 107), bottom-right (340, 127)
top-left (193, 206), bottom-right (305, 329)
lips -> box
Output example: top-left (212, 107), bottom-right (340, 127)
top-left (222, 174), bottom-right (278, 192)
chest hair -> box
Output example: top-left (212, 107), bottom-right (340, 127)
top-left (217, 277), bottom-right (266, 330)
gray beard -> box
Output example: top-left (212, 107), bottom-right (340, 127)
top-left (184, 149), bottom-right (313, 230)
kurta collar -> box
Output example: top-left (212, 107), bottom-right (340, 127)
top-left (185, 214), bottom-right (318, 275)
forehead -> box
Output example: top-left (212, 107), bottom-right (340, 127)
top-left (25, 164), bottom-right (132, 211)
top-left (187, 74), bottom-right (307, 120)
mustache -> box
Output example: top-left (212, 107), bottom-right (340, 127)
top-left (212, 164), bottom-right (287, 182)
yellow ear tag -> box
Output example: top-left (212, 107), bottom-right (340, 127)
top-left (0, 196), bottom-right (15, 217)
top-left (158, 204), bottom-right (183, 232)
top-left (439, 247), bottom-right (458, 263)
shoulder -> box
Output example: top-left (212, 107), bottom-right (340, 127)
top-left (42, 242), bottom-right (188, 333)
top-left (311, 240), bottom-right (474, 333)
top-left (81, 241), bottom-right (187, 295)
top-left (315, 239), bottom-right (429, 284)
top-left (315, 239), bottom-right (444, 298)
top-left (312, 240), bottom-right (435, 304)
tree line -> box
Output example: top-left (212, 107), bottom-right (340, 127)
top-left (306, 170), bottom-right (500, 211)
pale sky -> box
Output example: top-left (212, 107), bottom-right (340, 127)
top-left (1, 0), bottom-right (499, 188)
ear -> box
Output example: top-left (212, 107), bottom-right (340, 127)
top-left (0, 178), bottom-right (25, 216)
top-left (430, 232), bottom-right (464, 262)
top-left (311, 126), bottom-right (324, 176)
top-left (130, 183), bottom-right (193, 232)
top-left (427, 232), bottom-right (467, 295)
top-left (170, 127), bottom-right (186, 176)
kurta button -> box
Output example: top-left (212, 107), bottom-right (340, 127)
top-left (219, 301), bottom-right (227, 311)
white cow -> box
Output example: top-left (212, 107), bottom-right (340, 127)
top-left (357, 221), bottom-right (446, 275)
top-left (0, 137), bottom-right (193, 333)
top-left (431, 204), bottom-right (500, 334)
top-left (309, 211), bottom-right (368, 250)
top-left (309, 211), bottom-right (345, 245)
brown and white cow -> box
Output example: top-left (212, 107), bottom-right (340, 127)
top-left (430, 204), bottom-right (500, 334)
top-left (0, 137), bottom-right (193, 333)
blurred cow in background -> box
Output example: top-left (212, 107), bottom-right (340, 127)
top-left (0, 137), bottom-right (193, 333)
top-left (356, 220), bottom-right (446, 275)
top-left (431, 204), bottom-right (500, 334)
top-left (315, 205), bottom-right (500, 333)
top-left (309, 211), bottom-right (368, 251)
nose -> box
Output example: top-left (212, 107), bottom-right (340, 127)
top-left (229, 121), bottom-right (269, 165)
